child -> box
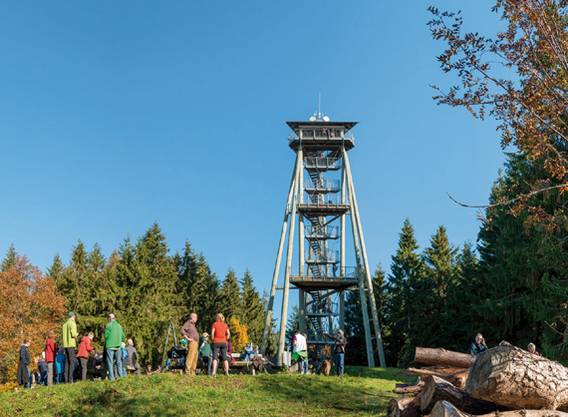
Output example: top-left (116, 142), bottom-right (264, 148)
top-left (55, 347), bottom-right (65, 383)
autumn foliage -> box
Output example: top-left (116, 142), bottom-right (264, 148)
top-left (0, 258), bottom-right (66, 383)
top-left (429, 1), bottom-right (568, 228)
top-left (228, 316), bottom-right (249, 353)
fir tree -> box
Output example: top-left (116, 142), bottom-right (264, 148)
top-left (240, 270), bottom-right (265, 345)
top-left (384, 219), bottom-right (423, 366)
top-left (218, 269), bottom-right (242, 321)
top-left (414, 226), bottom-right (457, 349)
top-left (1, 244), bottom-right (17, 272)
top-left (47, 254), bottom-right (64, 284)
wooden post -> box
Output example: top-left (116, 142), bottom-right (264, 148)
top-left (276, 146), bottom-right (302, 366)
top-left (298, 153), bottom-right (306, 334)
top-left (260, 153), bottom-right (299, 354)
top-left (343, 148), bottom-right (386, 368)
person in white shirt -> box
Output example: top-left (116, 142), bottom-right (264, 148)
top-left (292, 329), bottom-right (308, 374)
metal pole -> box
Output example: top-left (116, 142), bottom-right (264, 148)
top-left (260, 153), bottom-right (299, 354)
top-left (343, 148), bottom-right (386, 368)
top-left (298, 152), bottom-right (306, 334)
top-left (277, 146), bottom-right (303, 366)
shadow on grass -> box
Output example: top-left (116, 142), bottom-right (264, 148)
top-left (345, 366), bottom-right (412, 382)
top-left (256, 374), bottom-right (396, 415)
top-left (66, 383), bottom-right (186, 417)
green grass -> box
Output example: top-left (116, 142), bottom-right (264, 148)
top-left (0, 367), bottom-right (410, 417)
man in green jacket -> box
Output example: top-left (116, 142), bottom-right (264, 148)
top-left (105, 313), bottom-right (126, 381)
top-left (62, 311), bottom-right (78, 383)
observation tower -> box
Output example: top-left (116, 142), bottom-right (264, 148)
top-left (261, 109), bottom-right (386, 368)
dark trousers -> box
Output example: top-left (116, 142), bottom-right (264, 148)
top-left (65, 348), bottom-right (77, 383)
top-left (80, 357), bottom-right (88, 381)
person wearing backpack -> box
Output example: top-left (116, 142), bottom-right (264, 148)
top-left (104, 313), bottom-right (125, 381)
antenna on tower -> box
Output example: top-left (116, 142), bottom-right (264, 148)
top-left (309, 92), bottom-right (330, 122)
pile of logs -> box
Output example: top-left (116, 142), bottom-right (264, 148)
top-left (388, 345), bottom-right (568, 417)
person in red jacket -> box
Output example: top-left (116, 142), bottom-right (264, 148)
top-left (44, 331), bottom-right (57, 386)
top-left (77, 332), bottom-right (95, 381)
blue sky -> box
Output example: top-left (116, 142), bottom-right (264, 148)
top-left (1, 1), bottom-right (504, 298)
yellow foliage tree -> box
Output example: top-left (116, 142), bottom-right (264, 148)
top-left (228, 316), bottom-right (249, 353)
top-left (0, 258), bottom-right (66, 383)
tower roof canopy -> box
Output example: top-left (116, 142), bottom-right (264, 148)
top-left (286, 121), bottom-right (357, 131)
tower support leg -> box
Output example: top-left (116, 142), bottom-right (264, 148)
top-left (261, 153), bottom-right (299, 355)
top-left (343, 148), bottom-right (386, 368)
top-left (276, 147), bottom-right (303, 366)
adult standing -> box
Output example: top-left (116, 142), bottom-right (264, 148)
top-left (469, 333), bottom-right (488, 356)
top-left (17, 339), bottom-right (31, 388)
top-left (210, 313), bottom-right (230, 376)
top-left (325, 329), bottom-right (347, 376)
top-left (62, 311), bottom-right (78, 383)
top-left (77, 332), bottom-right (95, 381)
top-left (292, 329), bottom-right (308, 375)
top-left (181, 312), bottom-right (199, 376)
top-left (104, 313), bottom-right (126, 381)
top-left (125, 339), bottom-right (141, 375)
top-left (44, 330), bottom-right (56, 386)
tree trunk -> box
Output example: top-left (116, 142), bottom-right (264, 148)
top-left (406, 367), bottom-right (468, 388)
top-left (418, 375), bottom-right (501, 414)
top-left (430, 400), bottom-right (568, 417)
top-left (387, 397), bottom-right (420, 417)
top-left (466, 345), bottom-right (568, 410)
top-left (415, 347), bottom-right (474, 368)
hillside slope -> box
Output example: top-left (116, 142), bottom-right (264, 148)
top-left (0, 367), bottom-right (408, 417)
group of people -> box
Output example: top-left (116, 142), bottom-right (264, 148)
top-left (17, 311), bottom-right (141, 388)
top-left (180, 312), bottom-right (232, 376)
top-left (292, 328), bottom-right (347, 376)
top-left (469, 333), bottom-right (541, 356)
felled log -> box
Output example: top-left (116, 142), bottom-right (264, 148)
top-left (393, 382), bottom-right (424, 395)
top-left (466, 345), bottom-right (568, 410)
top-left (430, 400), bottom-right (568, 417)
top-left (415, 347), bottom-right (474, 369)
top-left (417, 375), bottom-right (500, 414)
top-left (387, 397), bottom-right (420, 417)
top-left (406, 367), bottom-right (468, 388)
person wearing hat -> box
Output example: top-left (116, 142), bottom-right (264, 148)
top-left (62, 311), bottom-right (78, 383)
top-left (199, 332), bottom-right (212, 375)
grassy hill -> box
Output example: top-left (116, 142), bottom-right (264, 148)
top-left (0, 367), bottom-right (409, 417)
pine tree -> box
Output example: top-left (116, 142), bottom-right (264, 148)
top-left (240, 270), bottom-right (265, 345)
top-left (218, 269), bottom-right (242, 321)
top-left (1, 244), bottom-right (17, 272)
top-left (384, 219), bottom-right (423, 366)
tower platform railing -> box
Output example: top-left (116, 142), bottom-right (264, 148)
top-left (304, 157), bottom-right (340, 170)
top-left (305, 225), bottom-right (339, 239)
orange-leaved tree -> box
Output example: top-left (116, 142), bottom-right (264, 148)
top-left (228, 316), bottom-right (249, 353)
top-left (0, 257), bottom-right (66, 383)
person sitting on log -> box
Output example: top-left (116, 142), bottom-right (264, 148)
top-left (469, 333), bottom-right (488, 356)
top-left (527, 342), bottom-right (541, 356)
